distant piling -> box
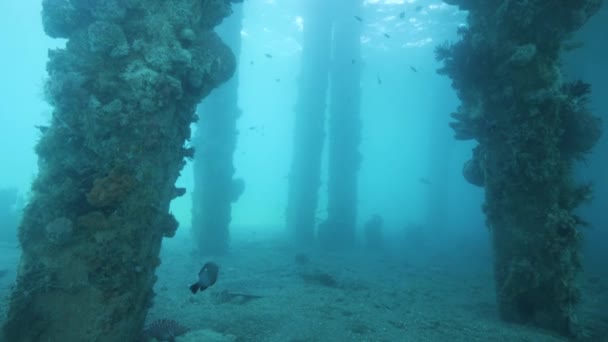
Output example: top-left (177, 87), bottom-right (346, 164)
top-left (286, 0), bottom-right (333, 247)
top-left (319, 1), bottom-right (363, 250)
top-left (192, 3), bottom-right (244, 256)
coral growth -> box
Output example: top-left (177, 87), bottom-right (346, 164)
top-left (437, 0), bottom-right (602, 336)
top-left (3, 0), bottom-right (237, 341)
top-left (86, 168), bottom-right (136, 208)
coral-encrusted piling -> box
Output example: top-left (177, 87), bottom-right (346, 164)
top-left (2, 1), bottom-right (235, 340)
top-left (438, 0), bottom-right (602, 335)
top-left (286, 0), bottom-right (333, 247)
top-left (192, 3), bottom-right (244, 256)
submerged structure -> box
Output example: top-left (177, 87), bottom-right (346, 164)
top-left (286, 0), bottom-right (333, 247)
top-left (288, 0), bottom-right (363, 249)
top-left (192, 3), bottom-right (244, 255)
top-left (318, 1), bottom-right (363, 250)
top-left (438, 0), bottom-right (603, 335)
top-left (2, 0), bottom-right (236, 340)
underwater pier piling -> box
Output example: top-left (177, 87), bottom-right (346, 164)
top-left (439, 0), bottom-right (603, 336)
top-left (288, 0), bottom-right (365, 249)
top-left (192, 3), bottom-right (244, 256)
top-left (319, 1), bottom-right (363, 250)
top-left (2, 0), bottom-right (235, 340)
top-left (286, 0), bottom-right (333, 247)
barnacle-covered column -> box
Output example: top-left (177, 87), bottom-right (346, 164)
top-left (286, 0), bottom-right (333, 247)
top-left (318, 1), bottom-right (363, 250)
top-left (192, 3), bottom-right (244, 256)
top-left (438, 0), bottom-right (602, 335)
top-left (2, 1), bottom-right (235, 341)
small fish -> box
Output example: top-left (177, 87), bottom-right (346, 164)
top-left (264, 53), bottom-right (273, 59)
top-left (354, 15), bottom-right (363, 22)
top-left (415, 5), bottom-right (423, 12)
top-left (351, 59), bottom-right (356, 64)
top-left (399, 12), bottom-right (405, 19)
top-left (275, 78), bottom-right (281, 82)
top-left (0, 269), bottom-right (8, 278)
top-left (250, 60), bottom-right (254, 65)
top-left (384, 33), bottom-right (391, 39)
top-left (419, 177), bottom-right (431, 185)
top-left (249, 126), bottom-right (256, 130)
top-left (190, 262), bottom-right (219, 294)
top-left (409, 66), bottom-right (418, 72)
top-left (377, 75), bottom-right (382, 85)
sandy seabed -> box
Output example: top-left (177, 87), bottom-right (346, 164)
top-left (1, 233), bottom-right (606, 341)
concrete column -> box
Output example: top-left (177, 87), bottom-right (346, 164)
top-left (2, 1), bottom-right (236, 340)
top-left (439, 0), bottom-right (603, 336)
top-left (319, 0), bottom-right (363, 250)
top-left (192, 3), bottom-right (244, 256)
top-left (286, 0), bottom-right (333, 247)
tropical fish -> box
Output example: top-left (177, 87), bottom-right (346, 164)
top-left (189, 262), bottom-right (219, 294)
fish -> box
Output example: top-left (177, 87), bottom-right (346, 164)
top-left (264, 53), bottom-right (273, 59)
top-left (377, 75), bottom-right (382, 85)
top-left (409, 66), bottom-right (418, 72)
top-left (0, 269), bottom-right (8, 278)
top-left (415, 5), bottom-right (423, 12)
top-left (189, 262), bottom-right (219, 294)
top-left (354, 15), bottom-right (363, 22)
top-left (384, 33), bottom-right (391, 39)
top-left (399, 12), bottom-right (405, 19)
top-left (419, 177), bottom-right (431, 185)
